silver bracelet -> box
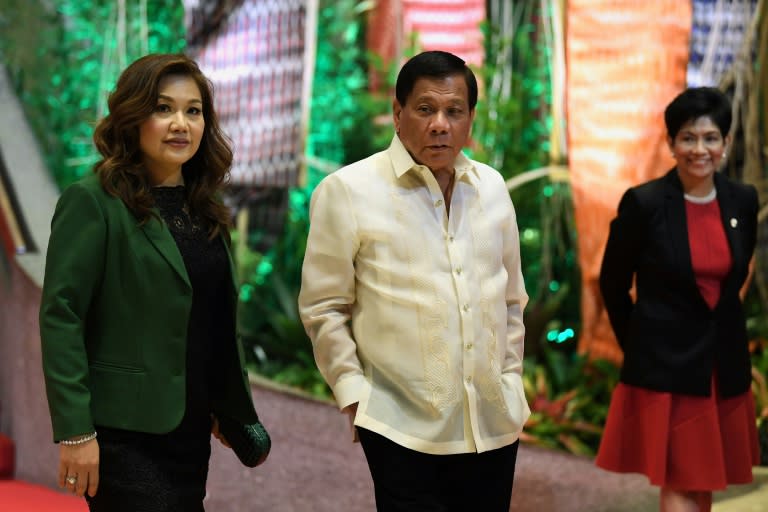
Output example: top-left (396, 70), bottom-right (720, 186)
top-left (60, 432), bottom-right (97, 445)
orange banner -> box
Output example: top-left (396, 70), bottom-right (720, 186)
top-left (567, 1), bottom-right (692, 362)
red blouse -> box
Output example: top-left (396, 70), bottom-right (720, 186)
top-left (685, 198), bottom-right (731, 309)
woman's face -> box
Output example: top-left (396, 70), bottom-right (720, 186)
top-left (139, 74), bottom-right (205, 184)
top-left (668, 116), bottom-right (729, 186)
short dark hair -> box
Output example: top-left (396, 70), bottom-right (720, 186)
top-left (664, 87), bottom-right (732, 139)
top-left (395, 51), bottom-right (478, 110)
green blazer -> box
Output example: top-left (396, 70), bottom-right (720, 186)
top-left (40, 174), bottom-right (258, 442)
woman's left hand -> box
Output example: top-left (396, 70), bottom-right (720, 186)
top-left (58, 438), bottom-right (99, 497)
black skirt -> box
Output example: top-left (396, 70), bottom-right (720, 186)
top-left (86, 419), bottom-right (211, 512)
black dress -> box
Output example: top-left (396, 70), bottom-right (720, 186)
top-left (87, 186), bottom-right (230, 512)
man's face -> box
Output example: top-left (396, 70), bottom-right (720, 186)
top-left (393, 74), bottom-right (474, 174)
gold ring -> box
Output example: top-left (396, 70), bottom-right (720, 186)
top-left (66, 475), bottom-right (77, 485)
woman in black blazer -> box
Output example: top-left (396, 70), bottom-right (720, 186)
top-left (596, 87), bottom-right (760, 512)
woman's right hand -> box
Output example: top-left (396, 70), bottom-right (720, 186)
top-left (58, 438), bottom-right (99, 497)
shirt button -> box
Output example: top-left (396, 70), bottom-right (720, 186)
top-left (466, 343), bottom-right (473, 350)
top-left (455, 267), bottom-right (462, 275)
top-left (462, 304), bottom-right (470, 312)
top-left (435, 199), bottom-right (443, 207)
top-left (466, 376), bottom-right (472, 383)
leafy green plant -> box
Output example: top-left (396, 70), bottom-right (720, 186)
top-left (233, 188), bottom-right (330, 400)
top-left (745, 285), bottom-right (768, 466)
top-left (749, 338), bottom-right (768, 466)
top-left (521, 349), bottom-right (619, 456)
top-left (471, 4), bottom-right (581, 359)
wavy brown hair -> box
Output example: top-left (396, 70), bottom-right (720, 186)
top-left (92, 53), bottom-right (233, 241)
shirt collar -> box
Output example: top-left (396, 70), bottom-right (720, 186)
top-left (387, 134), bottom-right (479, 186)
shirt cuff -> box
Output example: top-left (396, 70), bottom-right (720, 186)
top-left (333, 373), bottom-right (367, 410)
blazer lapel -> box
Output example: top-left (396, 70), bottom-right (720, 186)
top-left (714, 173), bottom-right (745, 300)
top-left (140, 215), bottom-right (192, 289)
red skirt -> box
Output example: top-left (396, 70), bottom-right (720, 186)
top-left (595, 377), bottom-right (760, 491)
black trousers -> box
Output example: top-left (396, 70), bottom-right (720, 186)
top-left (358, 428), bottom-right (519, 512)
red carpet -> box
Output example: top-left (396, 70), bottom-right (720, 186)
top-left (0, 480), bottom-right (87, 511)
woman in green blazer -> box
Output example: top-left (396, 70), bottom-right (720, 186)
top-left (39, 54), bottom-right (265, 511)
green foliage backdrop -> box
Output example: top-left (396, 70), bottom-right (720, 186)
top-left (0, 0), bottom-right (185, 190)
top-left (471, 3), bottom-right (580, 363)
top-left (305, 0), bottom-right (389, 187)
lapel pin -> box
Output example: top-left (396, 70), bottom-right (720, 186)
top-left (730, 218), bottom-right (738, 228)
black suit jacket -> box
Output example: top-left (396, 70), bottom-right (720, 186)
top-left (600, 169), bottom-right (758, 398)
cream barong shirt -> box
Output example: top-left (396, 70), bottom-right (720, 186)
top-left (298, 135), bottom-right (530, 455)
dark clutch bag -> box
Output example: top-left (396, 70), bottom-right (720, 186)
top-left (217, 415), bottom-right (271, 468)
